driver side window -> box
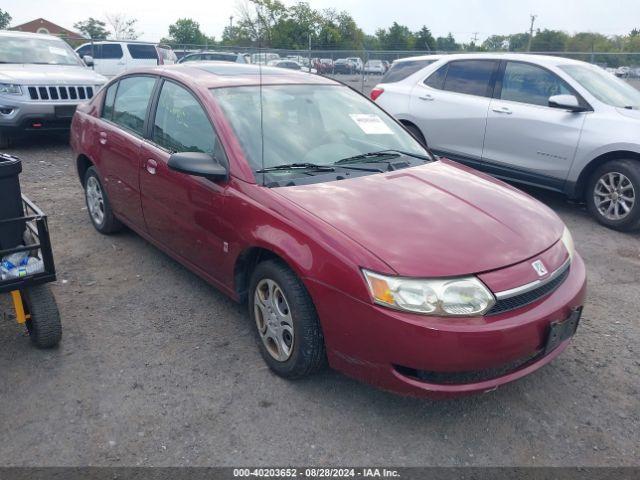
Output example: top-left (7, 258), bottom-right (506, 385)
top-left (500, 62), bottom-right (572, 107)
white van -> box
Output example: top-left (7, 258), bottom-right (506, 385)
top-left (75, 41), bottom-right (177, 77)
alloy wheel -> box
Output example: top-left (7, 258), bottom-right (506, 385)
top-left (593, 171), bottom-right (636, 221)
top-left (254, 278), bottom-right (295, 362)
top-left (86, 176), bottom-right (105, 226)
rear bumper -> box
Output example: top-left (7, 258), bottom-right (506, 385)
top-left (307, 253), bottom-right (587, 399)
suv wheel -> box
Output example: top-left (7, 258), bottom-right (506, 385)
top-left (248, 259), bottom-right (327, 379)
top-left (586, 159), bottom-right (640, 231)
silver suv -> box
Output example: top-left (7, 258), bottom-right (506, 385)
top-left (373, 53), bottom-right (640, 231)
top-left (0, 31), bottom-right (107, 148)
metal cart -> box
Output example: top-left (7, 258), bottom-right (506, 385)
top-left (1, 154), bottom-right (61, 348)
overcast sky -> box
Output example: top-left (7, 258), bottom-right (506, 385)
top-left (4, 0), bottom-right (640, 43)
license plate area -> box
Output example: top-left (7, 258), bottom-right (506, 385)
top-left (544, 307), bottom-right (582, 355)
top-left (54, 105), bottom-right (76, 118)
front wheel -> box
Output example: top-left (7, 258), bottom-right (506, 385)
top-left (586, 159), bottom-right (640, 232)
top-left (248, 260), bottom-right (327, 379)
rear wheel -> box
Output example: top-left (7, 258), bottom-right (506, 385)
top-left (22, 285), bottom-right (62, 349)
top-left (248, 260), bottom-right (326, 379)
top-left (586, 159), bottom-right (640, 232)
top-left (84, 167), bottom-right (123, 234)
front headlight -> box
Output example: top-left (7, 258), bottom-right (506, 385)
top-left (561, 226), bottom-right (575, 261)
top-left (0, 83), bottom-right (22, 95)
top-left (362, 270), bottom-right (495, 316)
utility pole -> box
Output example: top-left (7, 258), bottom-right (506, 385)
top-left (527, 14), bottom-right (537, 52)
top-left (471, 32), bottom-right (479, 43)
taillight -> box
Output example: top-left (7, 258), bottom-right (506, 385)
top-left (370, 87), bottom-right (384, 101)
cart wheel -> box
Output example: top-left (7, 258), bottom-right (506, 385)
top-left (22, 285), bottom-right (62, 348)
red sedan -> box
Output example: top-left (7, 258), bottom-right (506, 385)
top-left (70, 63), bottom-right (586, 398)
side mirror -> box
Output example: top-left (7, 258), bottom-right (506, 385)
top-left (548, 94), bottom-right (586, 112)
top-left (83, 55), bottom-right (94, 67)
top-left (168, 152), bottom-right (227, 181)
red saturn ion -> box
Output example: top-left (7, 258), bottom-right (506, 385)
top-left (70, 63), bottom-right (586, 398)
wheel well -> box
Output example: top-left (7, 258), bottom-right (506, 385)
top-left (76, 154), bottom-right (93, 187)
top-left (234, 247), bottom-right (282, 303)
top-left (574, 151), bottom-right (640, 199)
top-left (398, 119), bottom-right (426, 144)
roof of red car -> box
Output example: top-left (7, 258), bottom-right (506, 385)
top-left (128, 63), bottom-right (339, 89)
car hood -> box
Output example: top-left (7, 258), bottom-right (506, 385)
top-left (274, 160), bottom-right (564, 277)
top-left (0, 64), bottom-right (107, 85)
top-left (616, 107), bottom-right (640, 121)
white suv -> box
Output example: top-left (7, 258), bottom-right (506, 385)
top-left (373, 53), bottom-right (640, 231)
top-left (75, 41), bottom-right (176, 77)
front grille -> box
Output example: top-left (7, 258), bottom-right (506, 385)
top-left (394, 349), bottom-right (543, 385)
top-left (27, 85), bottom-right (94, 101)
top-left (487, 262), bottom-right (571, 316)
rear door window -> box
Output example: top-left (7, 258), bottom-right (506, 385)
top-left (500, 61), bottom-right (572, 106)
top-left (381, 60), bottom-right (435, 84)
top-left (442, 60), bottom-right (498, 97)
top-left (97, 44), bottom-right (123, 60)
top-left (127, 44), bottom-right (158, 60)
top-left (111, 76), bottom-right (156, 135)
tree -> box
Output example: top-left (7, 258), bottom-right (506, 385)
top-left (377, 22), bottom-right (415, 50)
top-left (164, 18), bottom-right (209, 46)
top-left (0, 9), bottom-right (11, 29)
top-left (105, 13), bottom-right (141, 40)
top-left (507, 33), bottom-right (530, 51)
top-left (414, 26), bottom-right (435, 51)
top-left (530, 29), bottom-right (568, 52)
top-left (435, 33), bottom-right (460, 51)
top-left (482, 35), bottom-right (509, 51)
top-left (74, 17), bottom-right (110, 40)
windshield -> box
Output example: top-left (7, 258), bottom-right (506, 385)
top-left (0, 35), bottom-right (82, 65)
top-left (210, 84), bottom-right (427, 172)
top-left (560, 64), bottom-right (640, 108)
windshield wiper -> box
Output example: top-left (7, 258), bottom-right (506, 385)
top-left (256, 162), bottom-right (335, 173)
top-left (334, 149), bottom-right (431, 165)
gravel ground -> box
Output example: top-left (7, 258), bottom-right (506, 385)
top-left (0, 137), bottom-right (639, 467)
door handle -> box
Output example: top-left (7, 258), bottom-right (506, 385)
top-left (145, 159), bottom-right (158, 175)
top-left (492, 106), bottom-right (512, 114)
top-left (419, 93), bottom-right (435, 101)
top-left (99, 131), bottom-right (107, 145)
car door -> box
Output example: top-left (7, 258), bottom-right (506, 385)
top-left (481, 61), bottom-right (588, 187)
top-left (93, 43), bottom-right (126, 77)
top-left (409, 59), bottom-right (499, 161)
top-left (96, 75), bottom-right (157, 228)
top-left (139, 79), bottom-right (229, 277)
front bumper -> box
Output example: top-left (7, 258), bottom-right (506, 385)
top-left (307, 253), bottom-right (587, 398)
top-left (0, 99), bottom-right (83, 135)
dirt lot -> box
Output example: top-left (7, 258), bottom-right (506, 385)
top-left (0, 137), bottom-right (639, 467)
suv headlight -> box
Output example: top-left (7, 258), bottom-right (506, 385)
top-left (561, 226), bottom-right (575, 261)
top-left (362, 270), bottom-right (495, 316)
top-left (0, 83), bottom-right (22, 95)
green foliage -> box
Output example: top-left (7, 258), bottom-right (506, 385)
top-left (530, 29), bottom-right (569, 52)
top-left (74, 17), bottom-right (110, 40)
top-left (164, 18), bottom-right (212, 46)
top-left (0, 9), bottom-right (11, 30)
top-left (436, 33), bottom-right (460, 51)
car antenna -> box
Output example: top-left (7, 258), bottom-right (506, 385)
top-left (258, 43), bottom-right (265, 186)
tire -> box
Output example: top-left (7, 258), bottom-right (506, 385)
top-left (586, 159), bottom-right (640, 232)
top-left (22, 285), bottom-right (62, 349)
top-left (404, 124), bottom-right (427, 147)
top-left (84, 166), bottom-right (123, 234)
top-left (248, 259), bottom-right (327, 379)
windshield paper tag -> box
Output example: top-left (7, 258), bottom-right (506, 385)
top-left (349, 114), bottom-right (394, 135)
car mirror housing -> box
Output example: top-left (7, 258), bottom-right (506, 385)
top-left (548, 94), bottom-right (586, 112)
top-left (168, 152), bottom-right (227, 181)
top-left (83, 55), bottom-right (94, 67)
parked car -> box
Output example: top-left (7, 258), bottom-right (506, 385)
top-left (346, 57), bottom-right (363, 73)
top-left (178, 51), bottom-right (246, 64)
top-left (70, 63), bottom-right (585, 398)
top-left (0, 31), bottom-right (107, 149)
top-left (270, 60), bottom-right (317, 74)
top-left (364, 60), bottom-right (386, 75)
top-left (373, 53), bottom-right (640, 231)
top-left (382, 60), bottom-right (390, 72)
top-left (333, 58), bottom-right (356, 74)
top-left (251, 52), bottom-right (280, 65)
top-left (75, 41), bottom-right (176, 77)
top-left (317, 58), bottom-right (334, 74)
top-left (615, 66), bottom-right (630, 78)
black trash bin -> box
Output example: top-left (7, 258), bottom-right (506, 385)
top-left (0, 153), bottom-right (25, 250)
